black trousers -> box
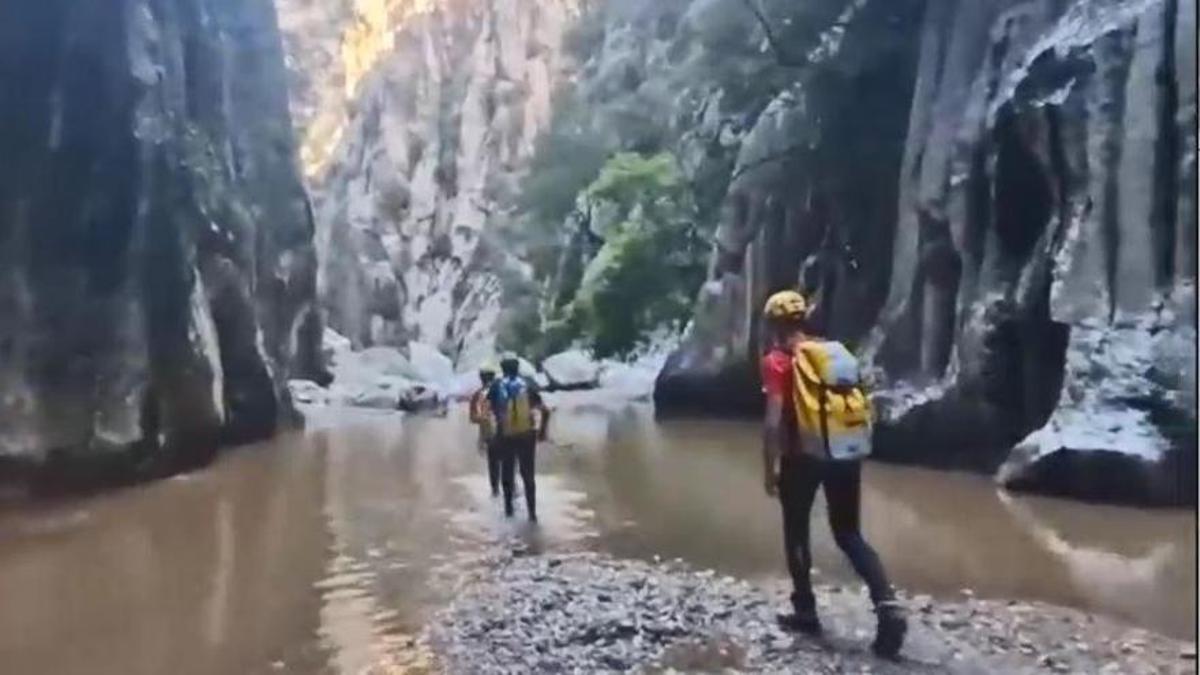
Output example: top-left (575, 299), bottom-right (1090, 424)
top-left (499, 433), bottom-right (536, 517)
top-left (485, 438), bottom-right (502, 495)
top-left (779, 454), bottom-right (895, 613)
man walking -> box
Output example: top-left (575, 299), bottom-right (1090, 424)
top-left (469, 365), bottom-right (500, 497)
top-left (759, 290), bottom-right (906, 658)
top-left (489, 355), bottom-right (551, 522)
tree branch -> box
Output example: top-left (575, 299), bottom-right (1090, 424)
top-left (738, 0), bottom-right (809, 68)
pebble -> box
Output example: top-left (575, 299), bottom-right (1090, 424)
top-left (422, 552), bottom-right (1194, 674)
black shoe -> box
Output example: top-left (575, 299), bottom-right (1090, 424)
top-left (528, 512), bottom-right (538, 523)
top-left (872, 601), bottom-right (907, 659)
top-left (504, 504), bottom-right (514, 518)
top-left (777, 611), bottom-right (822, 636)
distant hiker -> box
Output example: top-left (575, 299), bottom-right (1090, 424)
top-left (469, 365), bottom-right (501, 497)
top-left (759, 290), bottom-right (906, 658)
top-left (489, 355), bottom-right (551, 522)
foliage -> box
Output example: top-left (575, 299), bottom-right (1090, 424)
top-left (558, 152), bottom-right (707, 358)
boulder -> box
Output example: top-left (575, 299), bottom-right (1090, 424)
top-left (397, 384), bottom-right (446, 414)
top-left (321, 328), bottom-right (353, 366)
top-left (542, 350), bottom-right (601, 390)
top-left (287, 380), bottom-right (330, 406)
top-left (406, 342), bottom-right (455, 384)
top-left (348, 347), bottom-right (411, 378)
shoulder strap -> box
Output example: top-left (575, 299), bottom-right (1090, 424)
top-left (792, 341), bottom-right (825, 385)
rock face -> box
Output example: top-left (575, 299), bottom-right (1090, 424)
top-left (657, 0), bottom-right (1197, 505)
top-left (275, 0), bottom-right (578, 363)
top-left (0, 0), bottom-right (324, 484)
top-left (655, 0), bottom-right (927, 415)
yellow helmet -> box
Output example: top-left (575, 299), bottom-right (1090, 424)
top-left (763, 290), bottom-right (809, 320)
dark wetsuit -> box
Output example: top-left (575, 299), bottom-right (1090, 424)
top-left (488, 376), bottom-right (542, 519)
top-left (762, 348), bottom-right (895, 614)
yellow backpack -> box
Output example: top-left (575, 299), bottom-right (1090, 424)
top-left (498, 378), bottom-right (535, 437)
top-left (471, 391), bottom-right (496, 440)
top-left (790, 340), bottom-right (873, 460)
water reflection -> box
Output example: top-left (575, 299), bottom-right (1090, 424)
top-left (0, 394), bottom-right (1192, 675)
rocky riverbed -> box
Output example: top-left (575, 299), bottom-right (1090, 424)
top-left (423, 549), bottom-right (1196, 674)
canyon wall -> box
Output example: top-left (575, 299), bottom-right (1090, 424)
top-left (656, 0), bottom-right (1197, 505)
top-left (276, 0), bottom-right (578, 367)
top-left (0, 0), bottom-right (323, 485)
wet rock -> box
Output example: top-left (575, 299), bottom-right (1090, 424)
top-left (0, 0), bottom-right (321, 484)
top-left (542, 350), bottom-right (601, 391)
top-left (654, 0), bottom-right (1197, 508)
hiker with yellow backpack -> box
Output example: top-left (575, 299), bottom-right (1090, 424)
top-left (488, 355), bottom-right (551, 522)
top-left (469, 365), bottom-right (501, 497)
top-left (759, 290), bottom-right (906, 659)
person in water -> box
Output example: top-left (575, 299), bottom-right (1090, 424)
top-left (759, 289), bottom-right (906, 658)
top-left (468, 365), bottom-right (501, 497)
top-left (488, 355), bottom-right (551, 522)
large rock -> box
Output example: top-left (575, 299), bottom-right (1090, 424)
top-left (0, 0), bottom-right (324, 485)
top-left (542, 350), bottom-right (601, 390)
top-left (868, 0), bottom-right (1197, 505)
top-left (654, 0), bottom-right (1197, 505)
top-left (405, 342), bottom-right (454, 385)
top-left (656, 0), bottom-right (926, 416)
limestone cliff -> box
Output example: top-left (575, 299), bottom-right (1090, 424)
top-left (655, 0), bottom-right (1197, 505)
top-left (276, 0), bottom-right (578, 367)
top-left (0, 0), bottom-right (323, 486)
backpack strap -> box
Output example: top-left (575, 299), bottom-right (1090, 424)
top-left (817, 381), bottom-right (831, 456)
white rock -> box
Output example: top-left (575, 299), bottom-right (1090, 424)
top-left (542, 350), bottom-right (600, 389)
top-left (352, 346), bottom-right (412, 378)
top-left (407, 342), bottom-right (454, 383)
top-left (287, 379), bottom-right (328, 405)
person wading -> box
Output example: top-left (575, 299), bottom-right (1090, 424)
top-left (489, 356), bottom-right (551, 522)
top-left (759, 290), bottom-right (907, 658)
top-left (469, 366), bottom-right (501, 497)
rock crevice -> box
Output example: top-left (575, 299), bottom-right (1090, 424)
top-left (0, 0), bottom-right (323, 489)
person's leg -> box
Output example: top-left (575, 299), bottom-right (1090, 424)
top-left (777, 454), bottom-right (823, 631)
top-left (517, 435), bottom-right (537, 521)
top-left (499, 438), bottom-right (517, 516)
top-left (822, 461), bottom-right (894, 603)
top-left (486, 439), bottom-right (501, 497)
top-left (822, 460), bottom-right (906, 657)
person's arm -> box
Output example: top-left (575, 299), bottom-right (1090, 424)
top-left (488, 381), bottom-right (504, 423)
top-left (468, 391), bottom-right (482, 424)
top-left (530, 388), bottom-right (550, 441)
top-left (763, 395), bottom-right (784, 497)
top-left (760, 355), bottom-right (787, 497)
top-left (537, 401), bottom-right (551, 441)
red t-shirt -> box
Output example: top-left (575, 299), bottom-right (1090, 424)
top-left (761, 347), bottom-right (799, 437)
top-left (760, 348), bottom-right (793, 405)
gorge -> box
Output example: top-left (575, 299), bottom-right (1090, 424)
top-left (0, 0), bottom-right (1194, 508)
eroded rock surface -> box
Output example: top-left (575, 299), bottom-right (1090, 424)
top-left (655, 0), bottom-right (1197, 505)
top-left (275, 0), bottom-right (579, 363)
top-left (0, 0), bottom-right (323, 485)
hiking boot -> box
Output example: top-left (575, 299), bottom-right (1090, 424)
top-left (872, 601), bottom-right (907, 659)
top-left (777, 610), bottom-right (822, 636)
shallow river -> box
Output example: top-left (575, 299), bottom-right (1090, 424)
top-left (0, 392), bottom-right (1193, 674)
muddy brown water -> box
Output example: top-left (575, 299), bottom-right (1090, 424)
top-left (0, 392), bottom-right (1194, 674)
